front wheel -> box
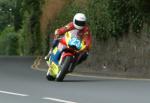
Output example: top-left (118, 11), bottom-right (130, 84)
top-left (46, 71), bottom-right (55, 81)
top-left (55, 56), bottom-right (72, 82)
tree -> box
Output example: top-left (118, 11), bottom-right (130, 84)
top-left (21, 0), bottom-right (44, 55)
top-left (0, 0), bottom-right (14, 32)
top-left (13, 0), bottom-right (23, 31)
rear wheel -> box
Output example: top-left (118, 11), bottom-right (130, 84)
top-left (56, 56), bottom-right (72, 82)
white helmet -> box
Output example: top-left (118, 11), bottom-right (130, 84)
top-left (73, 13), bottom-right (86, 30)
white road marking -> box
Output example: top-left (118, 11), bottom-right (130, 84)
top-left (42, 97), bottom-right (77, 103)
top-left (0, 90), bottom-right (29, 97)
top-left (0, 90), bottom-right (77, 103)
top-left (69, 73), bottom-right (150, 81)
top-left (31, 66), bottom-right (150, 81)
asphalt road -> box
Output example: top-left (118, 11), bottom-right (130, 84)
top-left (0, 57), bottom-right (150, 103)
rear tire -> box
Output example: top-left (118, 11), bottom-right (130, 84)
top-left (55, 56), bottom-right (72, 82)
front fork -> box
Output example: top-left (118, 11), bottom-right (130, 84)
top-left (58, 53), bottom-right (75, 73)
top-left (67, 56), bottom-right (76, 73)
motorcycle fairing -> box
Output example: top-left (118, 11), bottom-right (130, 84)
top-left (48, 61), bottom-right (59, 78)
top-left (50, 47), bottom-right (61, 65)
top-left (48, 30), bottom-right (87, 78)
top-left (48, 44), bottom-right (66, 78)
top-left (65, 30), bottom-right (86, 51)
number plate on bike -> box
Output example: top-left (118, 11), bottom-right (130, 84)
top-left (69, 37), bottom-right (81, 50)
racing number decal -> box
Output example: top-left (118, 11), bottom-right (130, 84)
top-left (70, 38), bottom-right (81, 49)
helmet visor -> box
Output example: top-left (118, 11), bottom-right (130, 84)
top-left (75, 20), bottom-right (85, 27)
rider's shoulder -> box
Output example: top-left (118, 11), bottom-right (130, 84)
top-left (66, 22), bottom-right (73, 27)
top-left (65, 22), bottom-right (74, 30)
top-left (83, 25), bottom-right (90, 31)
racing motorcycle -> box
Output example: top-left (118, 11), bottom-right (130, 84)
top-left (46, 29), bottom-right (86, 82)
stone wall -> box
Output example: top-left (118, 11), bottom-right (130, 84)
top-left (35, 25), bottom-right (150, 78)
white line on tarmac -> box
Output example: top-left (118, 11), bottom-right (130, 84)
top-left (31, 66), bottom-right (150, 81)
top-left (69, 73), bottom-right (150, 81)
top-left (0, 90), bottom-right (29, 97)
top-left (42, 97), bottom-right (77, 103)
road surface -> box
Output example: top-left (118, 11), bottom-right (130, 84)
top-left (0, 57), bottom-right (150, 103)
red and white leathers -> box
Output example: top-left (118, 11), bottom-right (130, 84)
top-left (45, 22), bottom-right (92, 62)
top-left (55, 22), bottom-right (92, 52)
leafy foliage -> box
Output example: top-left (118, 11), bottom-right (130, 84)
top-left (87, 0), bottom-right (112, 40)
top-left (13, 0), bottom-right (23, 31)
top-left (21, 0), bottom-right (44, 55)
top-left (0, 27), bottom-right (19, 55)
top-left (0, 0), bottom-right (44, 55)
top-left (0, 0), bottom-right (150, 55)
top-left (0, 0), bottom-right (14, 32)
top-left (48, 0), bottom-right (150, 41)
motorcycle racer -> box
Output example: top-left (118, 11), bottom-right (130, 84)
top-left (45, 13), bottom-right (92, 68)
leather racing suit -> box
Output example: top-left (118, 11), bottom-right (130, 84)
top-left (48, 22), bottom-right (92, 70)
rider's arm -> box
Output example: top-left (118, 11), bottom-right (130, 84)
top-left (83, 27), bottom-right (92, 51)
top-left (55, 22), bottom-right (74, 36)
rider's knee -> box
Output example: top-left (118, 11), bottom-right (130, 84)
top-left (77, 52), bottom-right (89, 64)
top-left (52, 39), bottom-right (59, 48)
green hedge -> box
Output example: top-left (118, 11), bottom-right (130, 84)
top-left (48, 0), bottom-right (149, 41)
top-left (0, 27), bottom-right (19, 55)
top-left (1, 0), bottom-right (149, 55)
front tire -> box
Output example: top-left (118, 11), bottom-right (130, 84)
top-left (56, 56), bottom-right (72, 82)
top-left (46, 71), bottom-right (55, 81)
